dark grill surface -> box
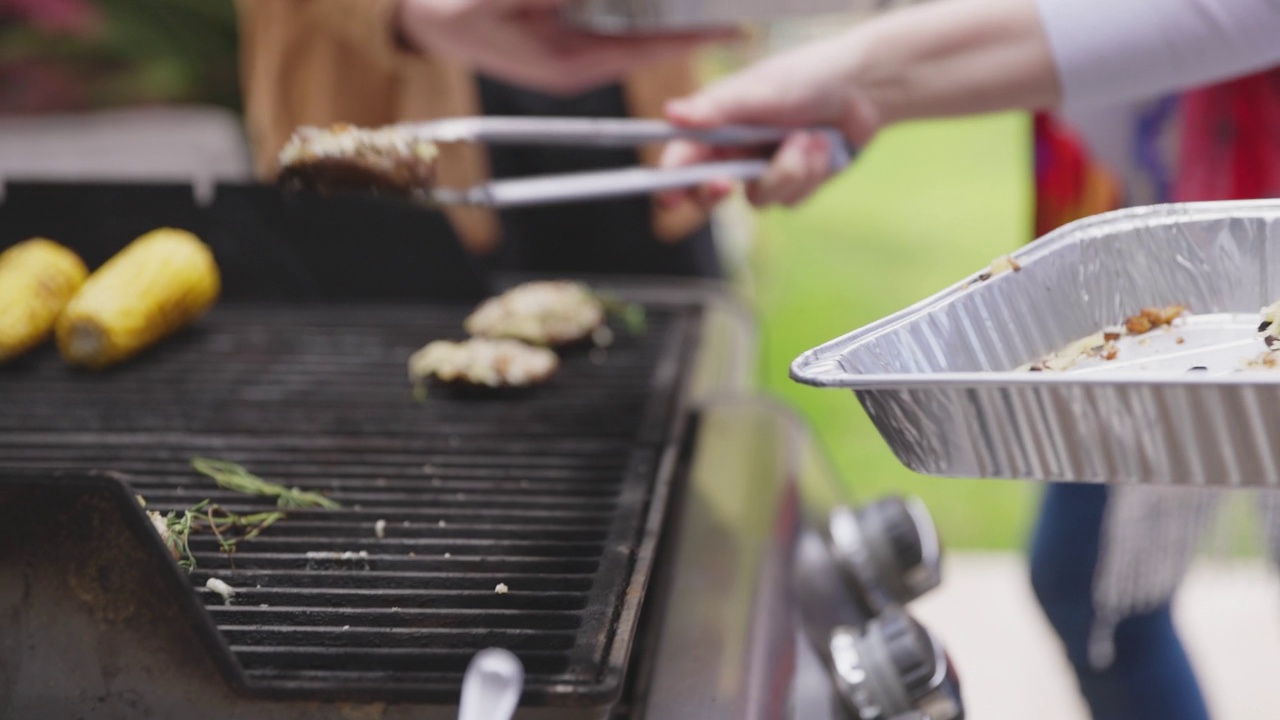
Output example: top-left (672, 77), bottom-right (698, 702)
top-left (0, 301), bottom-right (698, 704)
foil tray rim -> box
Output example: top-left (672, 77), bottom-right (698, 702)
top-left (791, 199), bottom-right (1280, 389)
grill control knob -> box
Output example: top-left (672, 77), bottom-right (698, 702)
top-left (827, 609), bottom-right (963, 720)
top-left (876, 609), bottom-right (935, 700)
top-left (826, 496), bottom-right (941, 615)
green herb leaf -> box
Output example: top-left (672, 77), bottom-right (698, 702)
top-left (191, 457), bottom-right (340, 509)
top-left (596, 293), bottom-right (648, 336)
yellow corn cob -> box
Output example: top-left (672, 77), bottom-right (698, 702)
top-left (57, 228), bottom-right (220, 369)
top-left (0, 238), bottom-right (89, 362)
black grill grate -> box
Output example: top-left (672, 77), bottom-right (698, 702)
top-left (0, 301), bottom-right (698, 704)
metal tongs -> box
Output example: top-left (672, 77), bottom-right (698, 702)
top-left (457, 647), bottom-right (524, 720)
top-left (281, 116), bottom-right (853, 209)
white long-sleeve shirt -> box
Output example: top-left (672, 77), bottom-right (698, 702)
top-left (1037, 0), bottom-right (1280, 107)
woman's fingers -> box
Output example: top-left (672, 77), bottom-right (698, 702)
top-left (741, 131), bottom-right (828, 206)
top-left (657, 131), bottom-right (838, 210)
top-left (656, 138), bottom-right (721, 208)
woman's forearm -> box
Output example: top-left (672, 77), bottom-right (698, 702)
top-left (849, 0), bottom-right (1060, 125)
top-left (1038, 0), bottom-right (1280, 106)
top-left (852, 0), bottom-right (1280, 125)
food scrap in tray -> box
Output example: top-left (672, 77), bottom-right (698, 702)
top-left (1018, 298), bottom-right (1280, 376)
top-left (1022, 305), bottom-right (1186, 372)
top-left (1243, 299), bottom-right (1280, 370)
top-left (973, 254), bottom-right (1021, 283)
top-left (1122, 305), bottom-right (1185, 335)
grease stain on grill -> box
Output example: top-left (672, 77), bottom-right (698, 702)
top-left (0, 303), bottom-right (696, 704)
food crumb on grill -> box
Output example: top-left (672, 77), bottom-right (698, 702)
top-left (444, 552), bottom-right (451, 558)
top-left (495, 583), bottom-right (509, 595)
top-left (342, 625), bottom-right (350, 631)
top-left (206, 577), bottom-right (236, 604)
top-left (374, 519), bottom-right (387, 539)
top-left (438, 519), bottom-right (447, 527)
top-left (403, 520), bottom-right (412, 527)
top-left (305, 550), bottom-right (371, 570)
top-left (591, 325), bottom-right (614, 349)
top-left (146, 510), bottom-right (182, 561)
top-left (306, 550), bottom-right (369, 561)
top-left (407, 337), bottom-right (559, 389)
top-left (465, 280), bottom-right (606, 347)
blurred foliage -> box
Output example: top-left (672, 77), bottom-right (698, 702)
top-left (0, 0), bottom-right (240, 113)
top-left (746, 114), bottom-right (1042, 550)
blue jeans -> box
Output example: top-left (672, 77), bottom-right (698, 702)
top-left (1029, 483), bottom-right (1209, 720)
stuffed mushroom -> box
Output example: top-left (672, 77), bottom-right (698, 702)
top-left (464, 281), bottom-right (606, 347)
top-left (408, 338), bottom-right (559, 390)
top-left (277, 123), bottom-right (438, 197)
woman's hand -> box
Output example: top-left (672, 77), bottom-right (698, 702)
top-left (659, 0), bottom-right (1058, 208)
top-left (396, 0), bottom-right (733, 96)
top-left (660, 30), bottom-right (883, 208)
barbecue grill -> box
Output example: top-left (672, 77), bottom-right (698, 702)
top-left (0, 182), bottom-right (960, 719)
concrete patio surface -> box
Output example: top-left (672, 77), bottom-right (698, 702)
top-left (911, 553), bottom-right (1280, 719)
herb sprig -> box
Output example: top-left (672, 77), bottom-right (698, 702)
top-left (140, 459), bottom-right (340, 572)
top-left (192, 457), bottom-right (340, 509)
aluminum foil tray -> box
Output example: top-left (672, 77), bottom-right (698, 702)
top-left (791, 200), bottom-right (1280, 487)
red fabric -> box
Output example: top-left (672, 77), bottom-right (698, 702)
top-left (1033, 112), bottom-right (1122, 236)
top-left (1175, 70), bottom-right (1280, 202)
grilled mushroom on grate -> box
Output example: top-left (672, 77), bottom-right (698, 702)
top-left (408, 338), bottom-right (559, 391)
top-left (465, 281), bottom-right (606, 347)
top-left (277, 124), bottom-right (439, 197)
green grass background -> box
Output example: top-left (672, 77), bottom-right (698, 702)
top-left (745, 113), bottom-right (1042, 550)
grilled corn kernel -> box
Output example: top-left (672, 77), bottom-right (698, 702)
top-left (57, 228), bottom-right (220, 369)
top-left (0, 238), bottom-right (89, 362)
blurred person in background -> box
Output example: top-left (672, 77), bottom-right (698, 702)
top-left (657, 0), bottom-right (1280, 718)
top-left (0, 0), bottom-right (249, 182)
top-left (234, 0), bottom-right (733, 278)
top-left (1023, 74), bottom-right (1280, 720)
